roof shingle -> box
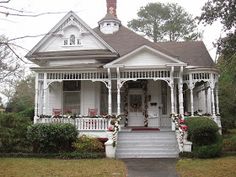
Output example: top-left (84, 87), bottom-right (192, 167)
top-left (94, 26), bottom-right (215, 67)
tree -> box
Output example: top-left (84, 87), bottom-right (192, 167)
top-left (128, 3), bottom-right (200, 42)
top-left (199, 0), bottom-right (236, 130)
top-left (0, 36), bottom-right (23, 85)
top-left (199, 0), bottom-right (236, 57)
top-left (7, 75), bottom-right (35, 113)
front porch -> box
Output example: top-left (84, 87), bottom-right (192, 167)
top-left (33, 66), bottom-right (221, 137)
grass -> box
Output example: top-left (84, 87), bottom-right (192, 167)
top-left (176, 156), bottom-right (236, 177)
top-left (0, 158), bottom-right (127, 177)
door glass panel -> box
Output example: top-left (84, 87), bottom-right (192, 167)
top-left (129, 94), bottom-right (142, 112)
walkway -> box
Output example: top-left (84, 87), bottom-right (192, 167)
top-left (122, 158), bottom-right (179, 177)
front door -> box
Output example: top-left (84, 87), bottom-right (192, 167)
top-left (128, 90), bottom-right (144, 126)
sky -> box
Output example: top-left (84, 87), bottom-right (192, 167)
top-left (0, 0), bottom-right (223, 103)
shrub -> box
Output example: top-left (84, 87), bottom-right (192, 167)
top-left (221, 115), bottom-right (236, 133)
top-left (0, 113), bottom-right (32, 152)
top-left (59, 152), bottom-right (105, 159)
top-left (185, 117), bottom-right (219, 146)
top-left (179, 152), bottom-right (194, 158)
top-left (18, 107), bottom-right (34, 121)
top-left (27, 123), bottom-right (78, 153)
top-left (72, 135), bottom-right (104, 153)
top-left (193, 138), bottom-right (223, 158)
top-left (223, 135), bottom-right (236, 151)
top-left (185, 117), bottom-right (223, 158)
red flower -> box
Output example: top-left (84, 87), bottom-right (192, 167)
top-left (108, 126), bottom-right (114, 131)
top-left (179, 119), bottom-right (185, 124)
top-left (180, 125), bottom-right (188, 131)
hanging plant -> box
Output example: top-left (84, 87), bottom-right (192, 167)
top-left (123, 82), bottom-right (129, 127)
top-left (141, 80), bottom-right (148, 127)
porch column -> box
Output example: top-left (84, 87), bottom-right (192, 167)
top-left (43, 73), bottom-right (47, 115)
top-left (170, 66), bottom-right (175, 131)
top-left (189, 73), bottom-right (194, 116)
top-left (204, 83), bottom-right (208, 114)
top-left (174, 83), bottom-right (177, 113)
top-left (108, 68), bottom-right (112, 115)
top-left (210, 74), bottom-right (216, 117)
top-left (34, 73), bottom-right (39, 123)
top-left (170, 67), bottom-right (175, 114)
top-left (178, 66), bottom-right (184, 115)
top-left (117, 67), bottom-right (121, 115)
top-left (215, 84), bottom-right (220, 115)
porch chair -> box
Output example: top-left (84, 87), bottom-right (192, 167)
top-left (52, 108), bottom-right (62, 116)
top-left (88, 108), bottom-right (98, 117)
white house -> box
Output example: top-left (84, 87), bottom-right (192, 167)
top-left (26, 0), bottom-right (221, 158)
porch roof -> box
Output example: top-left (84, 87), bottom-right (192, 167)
top-left (27, 49), bottom-right (118, 60)
top-left (31, 63), bottom-right (104, 71)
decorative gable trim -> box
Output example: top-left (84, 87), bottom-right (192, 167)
top-left (104, 45), bottom-right (187, 68)
top-left (26, 11), bottom-right (117, 58)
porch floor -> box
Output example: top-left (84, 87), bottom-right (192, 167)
top-left (120, 127), bottom-right (172, 132)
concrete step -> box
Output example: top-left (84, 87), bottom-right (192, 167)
top-left (116, 131), bottom-right (179, 158)
top-left (117, 144), bottom-right (178, 149)
top-left (116, 152), bottom-right (179, 158)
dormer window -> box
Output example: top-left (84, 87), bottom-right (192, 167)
top-left (70, 35), bottom-right (75, 45)
top-left (63, 34), bottom-right (81, 46)
top-left (64, 39), bottom-right (68, 45)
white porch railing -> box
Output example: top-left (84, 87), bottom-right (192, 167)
top-left (36, 118), bottom-right (110, 131)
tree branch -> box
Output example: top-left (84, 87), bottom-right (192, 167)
top-left (0, 10), bottom-right (68, 17)
top-left (0, 0), bottom-right (10, 3)
top-left (4, 42), bottom-right (29, 64)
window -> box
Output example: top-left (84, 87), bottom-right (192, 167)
top-left (63, 34), bottom-right (81, 46)
top-left (70, 35), bottom-right (75, 45)
top-left (100, 83), bottom-right (108, 115)
top-left (161, 81), bottom-right (168, 115)
top-left (64, 39), bottom-right (68, 45)
top-left (77, 39), bottom-right (81, 45)
top-left (100, 82), bottom-right (125, 115)
top-left (63, 81), bottom-right (81, 115)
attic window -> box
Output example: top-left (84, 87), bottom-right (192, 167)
top-left (107, 23), bottom-right (111, 26)
top-left (63, 34), bottom-right (81, 46)
top-left (70, 35), bottom-right (75, 45)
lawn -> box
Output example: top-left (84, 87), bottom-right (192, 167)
top-left (177, 156), bottom-right (236, 177)
top-left (0, 158), bottom-right (127, 177)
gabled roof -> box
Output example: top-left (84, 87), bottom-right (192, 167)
top-left (94, 26), bottom-right (215, 67)
top-left (94, 26), bottom-right (177, 58)
top-left (26, 11), bottom-right (117, 59)
top-left (104, 45), bottom-right (186, 68)
top-left (98, 13), bottom-right (121, 24)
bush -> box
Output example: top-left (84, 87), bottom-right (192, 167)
top-left (0, 113), bottom-right (32, 152)
top-left (223, 135), bottom-right (236, 151)
top-left (72, 135), bottom-right (104, 153)
top-left (221, 115), bottom-right (236, 133)
top-left (59, 152), bottom-right (105, 159)
top-left (193, 138), bottom-right (223, 158)
top-left (185, 117), bottom-right (223, 158)
top-left (18, 107), bottom-right (34, 121)
top-left (0, 152), bottom-right (105, 159)
top-left (27, 123), bottom-right (78, 153)
top-left (185, 117), bottom-right (219, 146)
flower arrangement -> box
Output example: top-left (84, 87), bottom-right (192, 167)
top-left (108, 115), bottom-right (123, 147)
top-left (171, 113), bottom-right (188, 151)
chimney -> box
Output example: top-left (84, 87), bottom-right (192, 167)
top-left (106, 0), bottom-right (117, 17)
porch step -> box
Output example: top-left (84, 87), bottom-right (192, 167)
top-left (116, 131), bottom-right (179, 158)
